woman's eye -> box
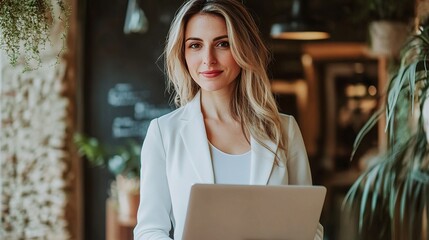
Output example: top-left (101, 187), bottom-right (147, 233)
top-left (189, 43), bottom-right (201, 49)
top-left (217, 41), bottom-right (230, 48)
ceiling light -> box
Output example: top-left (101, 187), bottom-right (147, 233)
top-left (270, 0), bottom-right (330, 40)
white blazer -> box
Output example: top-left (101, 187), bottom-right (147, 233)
top-left (134, 92), bottom-right (323, 240)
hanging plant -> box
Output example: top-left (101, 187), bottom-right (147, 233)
top-left (0, 0), bottom-right (69, 70)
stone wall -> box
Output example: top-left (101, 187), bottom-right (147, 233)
top-left (0, 0), bottom-right (78, 238)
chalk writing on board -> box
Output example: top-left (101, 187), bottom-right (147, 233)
top-left (135, 102), bottom-right (173, 119)
top-left (112, 117), bottom-right (151, 138)
top-left (108, 83), bottom-right (173, 138)
top-left (108, 83), bottom-right (150, 107)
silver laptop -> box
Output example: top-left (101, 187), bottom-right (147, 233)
top-left (182, 184), bottom-right (326, 240)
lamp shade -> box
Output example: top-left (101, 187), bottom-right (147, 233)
top-left (124, 0), bottom-right (149, 34)
top-left (270, 0), bottom-right (330, 40)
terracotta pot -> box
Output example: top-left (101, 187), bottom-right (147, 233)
top-left (117, 189), bottom-right (140, 224)
top-left (115, 175), bottom-right (140, 224)
top-left (369, 21), bottom-right (410, 57)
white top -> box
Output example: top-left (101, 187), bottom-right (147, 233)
top-left (209, 143), bottom-right (251, 184)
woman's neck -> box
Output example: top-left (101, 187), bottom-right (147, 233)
top-left (200, 90), bottom-right (234, 122)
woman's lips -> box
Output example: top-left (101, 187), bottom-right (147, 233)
top-left (200, 70), bottom-right (223, 78)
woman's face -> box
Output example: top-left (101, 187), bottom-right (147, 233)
top-left (184, 13), bottom-right (241, 94)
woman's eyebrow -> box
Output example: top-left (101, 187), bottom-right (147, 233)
top-left (213, 35), bottom-right (228, 41)
top-left (185, 35), bottom-right (228, 42)
top-left (185, 37), bottom-right (202, 42)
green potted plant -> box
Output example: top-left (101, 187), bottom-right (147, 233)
top-left (74, 133), bottom-right (141, 222)
top-left (344, 18), bottom-right (429, 239)
top-left (352, 0), bottom-right (415, 57)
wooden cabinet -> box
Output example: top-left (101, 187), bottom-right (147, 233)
top-left (299, 42), bottom-right (389, 240)
top-left (301, 42), bottom-right (388, 161)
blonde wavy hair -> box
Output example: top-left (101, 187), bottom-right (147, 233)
top-left (164, 0), bottom-right (286, 154)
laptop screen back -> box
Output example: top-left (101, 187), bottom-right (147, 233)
top-left (182, 184), bottom-right (326, 240)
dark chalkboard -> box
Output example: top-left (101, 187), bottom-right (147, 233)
top-left (83, 1), bottom-right (181, 239)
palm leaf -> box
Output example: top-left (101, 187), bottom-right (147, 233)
top-left (345, 22), bottom-right (429, 239)
top-left (351, 108), bottom-right (384, 160)
top-left (399, 176), bottom-right (410, 234)
top-left (408, 62), bottom-right (417, 114)
top-left (359, 168), bottom-right (378, 231)
top-left (386, 65), bottom-right (408, 131)
top-left (371, 161), bottom-right (384, 213)
top-left (426, 188), bottom-right (429, 240)
top-left (414, 182), bottom-right (424, 240)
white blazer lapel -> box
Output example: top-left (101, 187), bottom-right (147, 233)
top-left (249, 137), bottom-right (277, 185)
top-left (179, 92), bottom-right (214, 183)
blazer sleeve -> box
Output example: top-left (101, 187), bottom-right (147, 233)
top-left (134, 119), bottom-right (173, 240)
top-left (285, 116), bottom-right (324, 240)
top-left (286, 116), bottom-right (312, 185)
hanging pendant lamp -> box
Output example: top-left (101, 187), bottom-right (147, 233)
top-left (124, 0), bottom-right (149, 34)
top-left (270, 0), bottom-right (330, 40)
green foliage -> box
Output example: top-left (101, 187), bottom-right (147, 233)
top-left (344, 24), bottom-right (429, 239)
top-left (0, 0), bottom-right (69, 70)
top-left (74, 133), bottom-right (141, 179)
top-left (351, 0), bottom-right (415, 22)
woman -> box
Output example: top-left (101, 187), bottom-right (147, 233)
top-left (134, 0), bottom-right (323, 239)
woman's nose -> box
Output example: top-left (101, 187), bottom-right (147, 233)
top-left (203, 48), bottom-right (217, 66)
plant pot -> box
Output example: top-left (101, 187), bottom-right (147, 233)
top-left (369, 21), bottom-right (410, 57)
top-left (115, 175), bottom-right (140, 224)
